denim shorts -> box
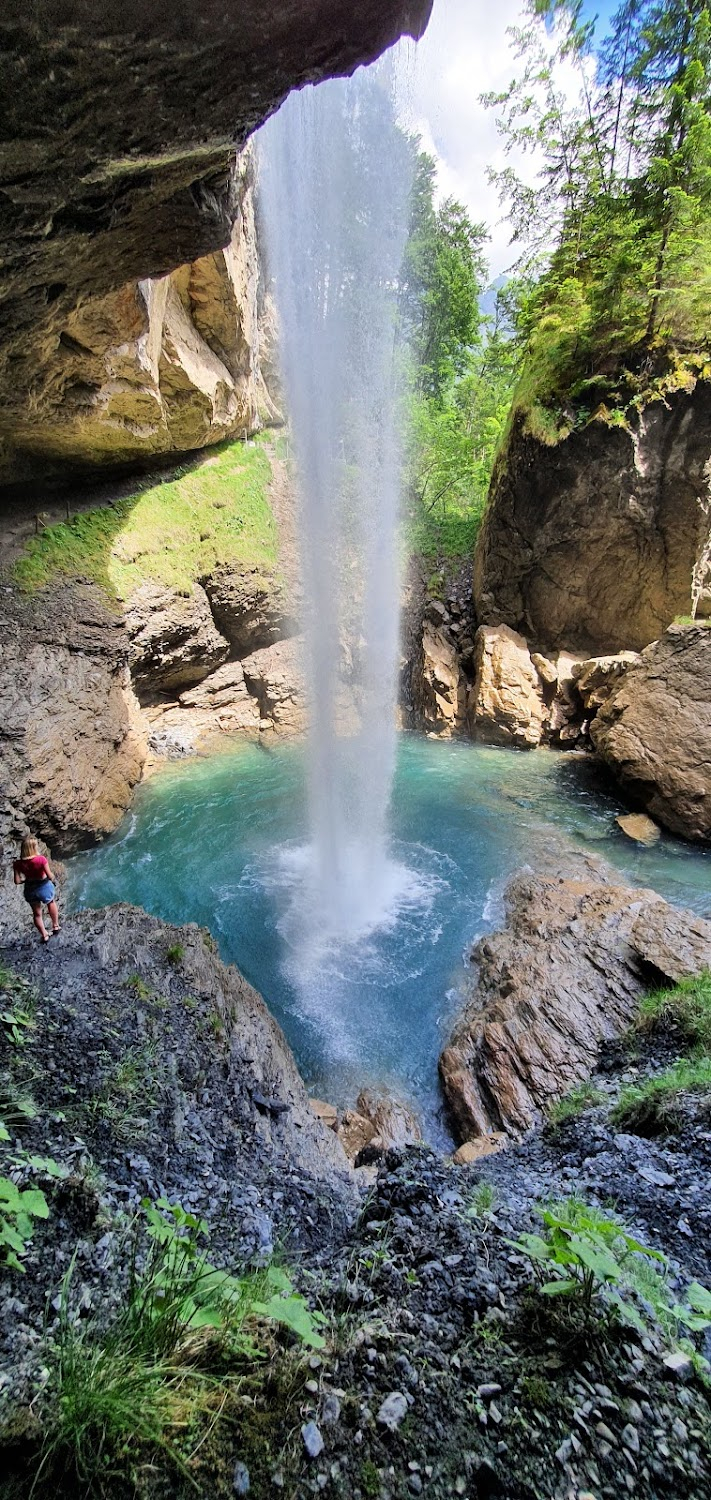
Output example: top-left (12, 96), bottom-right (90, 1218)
top-left (24, 879), bottom-right (55, 906)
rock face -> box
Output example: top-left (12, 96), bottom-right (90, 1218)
top-left (469, 625), bottom-right (548, 748)
top-left (591, 624), bottom-right (711, 842)
top-left (242, 637), bottom-right (306, 735)
top-left (412, 616), bottom-right (468, 736)
top-left (204, 565), bottom-right (295, 658)
top-left (474, 384), bottom-right (711, 653)
top-left (0, 0), bottom-right (432, 487)
top-left (5, 154), bottom-right (275, 480)
top-left (439, 857), bottom-right (711, 1140)
top-left (0, 582), bottom-right (146, 856)
top-left (126, 582), bottom-right (230, 698)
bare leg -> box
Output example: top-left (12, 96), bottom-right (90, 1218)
top-left (32, 904), bottom-right (48, 942)
top-left (48, 899), bottom-right (60, 933)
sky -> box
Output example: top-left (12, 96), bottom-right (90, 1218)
top-left (404, 0), bottom-right (618, 280)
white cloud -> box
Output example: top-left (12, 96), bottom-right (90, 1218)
top-left (398, 0), bottom-right (582, 280)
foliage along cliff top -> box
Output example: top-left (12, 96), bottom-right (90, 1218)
top-left (13, 438), bottom-right (279, 599)
top-left (487, 0), bottom-right (711, 446)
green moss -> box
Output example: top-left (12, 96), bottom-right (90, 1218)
top-left (13, 440), bottom-right (278, 600)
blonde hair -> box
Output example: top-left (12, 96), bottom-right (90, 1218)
top-left (20, 837), bottom-right (38, 860)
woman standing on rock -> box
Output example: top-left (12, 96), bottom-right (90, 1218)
top-left (13, 837), bottom-right (60, 944)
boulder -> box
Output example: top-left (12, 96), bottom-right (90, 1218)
top-left (0, 582), bottom-right (146, 856)
top-left (616, 813), bottom-right (661, 846)
top-left (591, 624), bottom-right (711, 842)
top-left (338, 1109), bottom-right (378, 1162)
top-left (474, 385), bottom-right (711, 653)
top-left (439, 856), bottom-right (711, 1140)
top-left (126, 583), bottom-right (230, 698)
top-left (572, 653), bottom-right (640, 713)
top-left (412, 619), bottom-right (468, 736)
top-left (241, 637), bottom-right (306, 735)
top-left (451, 1135), bottom-right (507, 1165)
top-left (469, 625), bottom-right (547, 748)
top-left (354, 1089), bottom-right (422, 1151)
top-left (0, 0), bottom-right (431, 485)
top-left (203, 565), bottom-right (294, 658)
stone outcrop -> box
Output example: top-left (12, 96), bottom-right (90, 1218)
top-left (413, 615), bottom-right (469, 736)
top-left (0, 0), bottom-right (431, 487)
top-left (337, 1089), bottom-right (422, 1163)
top-left (126, 582), bottom-right (230, 698)
top-left (0, 582), bottom-right (146, 856)
top-left (572, 652), bottom-right (640, 713)
top-left (474, 384), bottom-right (711, 653)
top-left (439, 856), bottom-right (711, 1141)
top-left (469, 624), bottom-right (548, 748)
top-left (204, 565), bottom-right (295, 658)
top-left (242, 637), bottom-right (306, 735)
top-left (4, 154), bottom-right (274, 479)
top-left (591, 624), bottom-right (711, 842)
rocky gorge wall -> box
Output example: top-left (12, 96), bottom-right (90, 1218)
top-left (4, 150), bottom-right (279, 481)
top-left (473, 381), bottom-right (711, 653)
top-left (0, 0), bottom-right (432, 489)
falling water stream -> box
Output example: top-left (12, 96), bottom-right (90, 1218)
top-left (258, 64), bottom-right (412, 950)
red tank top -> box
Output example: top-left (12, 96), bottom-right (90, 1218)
top-left (17, 855), bottom-right (49, 881)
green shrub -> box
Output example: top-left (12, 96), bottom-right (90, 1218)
top-left (611, 1057), bottom-right (711, 1134)
top-left (39, 1197), bottom-right (325, 1490)
top-left (0, 1175), bottom-right (49, 1272)
top-left (165, 943), bottom-right (185, 967)
top-left (511, 1198), bottom-right (711, 1352)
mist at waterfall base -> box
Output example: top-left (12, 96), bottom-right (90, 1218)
top-left (66, 738), bottom-right (711, 1145)
top-left (257, 65), bottom-right (412, 951)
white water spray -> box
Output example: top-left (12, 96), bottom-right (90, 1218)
top-left (258, 63), bottom-right (412, 944)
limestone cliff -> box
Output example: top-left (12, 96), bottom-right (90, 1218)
top-left (3, 152), bottom-right (279, 479)
top-left (474, 382), bottom-right (711, 653)
top-left (0, 0), bottom-right (432, 488)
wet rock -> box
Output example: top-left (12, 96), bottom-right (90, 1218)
top-left (469, 624), bottom-right (547, 749)
top-left (663, 1351), bottom-right (694, 1382)
top-left (439, 854), bottom-right (711, 1138)
top-left (591, 624), bottom-right (711, 842)
top-left (616, 813), bottom-right (661, 846)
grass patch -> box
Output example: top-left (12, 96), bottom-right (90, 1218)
top-left (547, 1080), bottom-right (605, 1126)
top-left (13, 439), bottom-right (277, 599)
top-left (611, 1057), bottom-right (711, 1135)
top-left (635, 971), bottom-right (711, 1051)
top-left (36, 1199), bottom-right (324, 1493)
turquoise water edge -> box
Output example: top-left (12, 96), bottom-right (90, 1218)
top-left (66, 737), bottom-right (711, 1144)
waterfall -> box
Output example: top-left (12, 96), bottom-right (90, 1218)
top-left (258, 63), bottom-right (412, 945)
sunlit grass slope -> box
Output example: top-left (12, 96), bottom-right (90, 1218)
top-left (14, 440), bottom-right (277, 598)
